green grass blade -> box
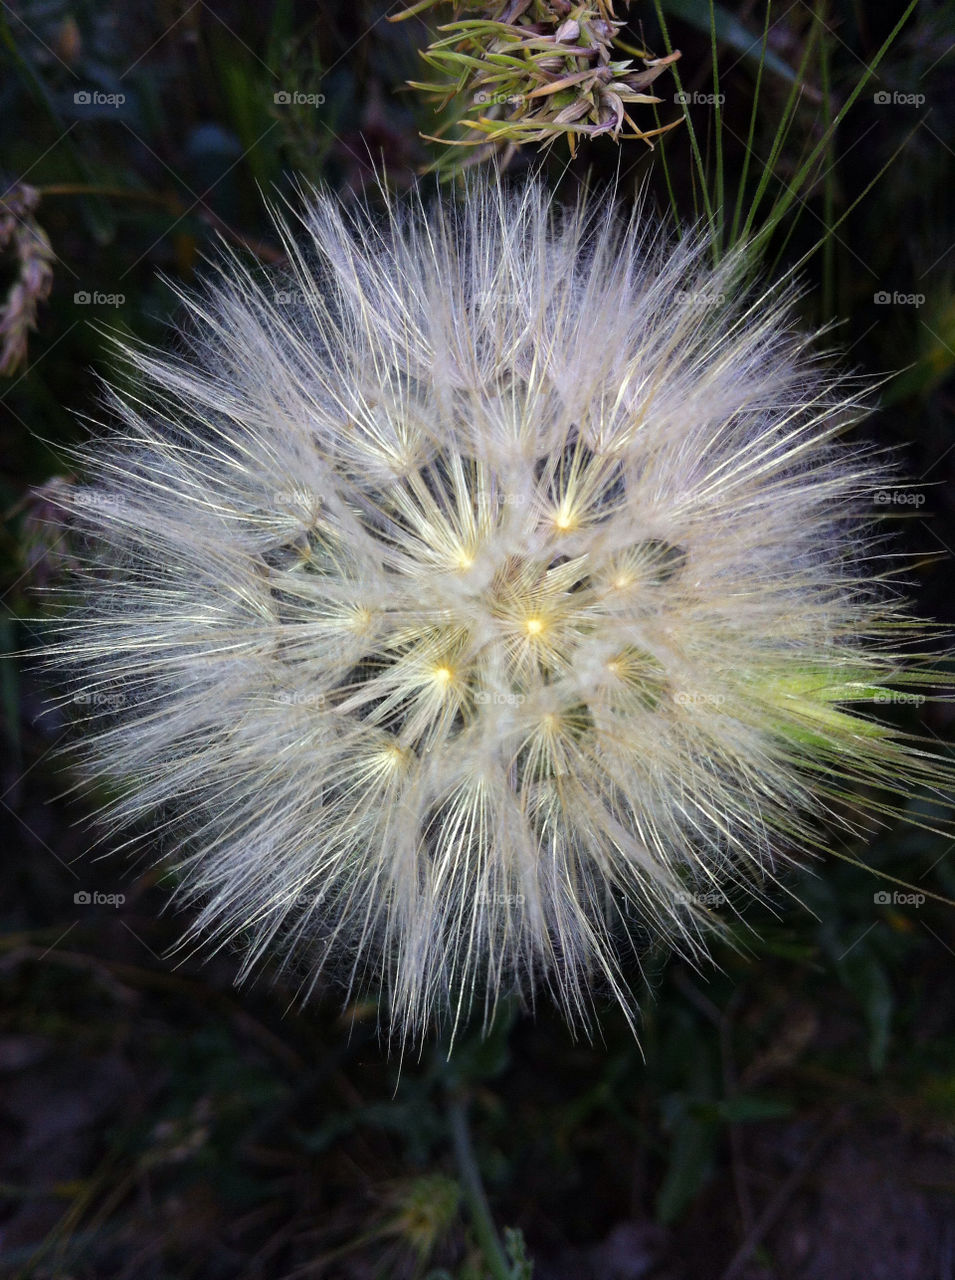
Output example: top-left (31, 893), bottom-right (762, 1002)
top-left (728, 0), bottom-right (771, 249)
top-left (752, 0), bottom-right (919, 257)
top-left (652, 0), bottom-right (717, 250)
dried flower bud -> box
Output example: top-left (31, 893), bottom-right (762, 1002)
top-left (394, 0), bottom-right (681, 169)
top-left (0, 184), bottom-right (55, 376)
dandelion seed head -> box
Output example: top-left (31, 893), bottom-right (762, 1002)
top-left (49, 179), bottom-right (951, 1043)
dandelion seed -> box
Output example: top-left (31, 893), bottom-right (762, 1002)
top-left (47, 179), bottom-right (952, 1044)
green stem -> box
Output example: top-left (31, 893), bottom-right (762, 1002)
top-left (819, 0), bottom-right (835, 322)
top-left (36, 184), bottom-right (174, 205)
top-left (447, 1094), bottom-right (512, 1280)
top-left (652, 0), bottom-right (717, 253)
top-left (708, 0), bottom-right (724, 257)
top-left (751, 0), bottom-right (918, 257)
top-left (728, 0), bottom-right (770, 248)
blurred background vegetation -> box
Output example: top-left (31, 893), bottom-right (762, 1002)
top-left (1, 1), bottom-right (954, 1276)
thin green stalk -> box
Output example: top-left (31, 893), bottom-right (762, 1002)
top-left (781, 121), bottom-right (923, 283)
top-left (709, 0), bottom-right (724, 256)
top-left (650, 100), bottom-right (684, 236)
top-left (36, 184), bottom-right (174, 205)
top-left (739, 19), bottom-right (824, 246)
top-left (752, 0), bottom-right (918, 256)
top-left (652, 0), bottom-right (717, 252)
top-left (389, 0), bottom-right (447, 19)
top-left (820, 1), bottom-right (835, 321)
top-left (447, 1094), bottom-right (513, 1280)
top-left (728, 0), bottom-right (771, 248)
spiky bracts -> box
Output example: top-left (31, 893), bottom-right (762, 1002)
top-left (50, 181), bottom-right (949, 1042)
top-left (393, 0), bottom-right (681, 167)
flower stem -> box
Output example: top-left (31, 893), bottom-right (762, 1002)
top-left (447, 1093), bottom-right (512, 1280)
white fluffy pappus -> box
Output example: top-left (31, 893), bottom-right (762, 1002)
top-left (47, 179), bottom-right (952, 1043)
